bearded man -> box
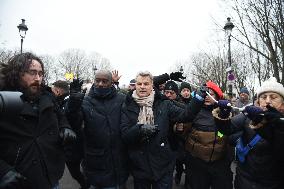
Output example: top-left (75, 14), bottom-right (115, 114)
top-left (0, 52), bottom-right (76, 189)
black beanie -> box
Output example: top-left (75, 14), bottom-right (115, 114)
top-left (164, 81), bottom-right (179, 94)
top-left (180, 82), bottom-right (191, 92)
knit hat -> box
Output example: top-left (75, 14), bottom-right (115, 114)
top-left (180, 82), bottom-right (192, 92)
top-left (206, 81), bottom-right (223, 99)
top-left (256, 77), bottom-right (284, 98)
top-left (240, 87), bottom-right (249, 95)
top-left (129, 79), bottom-right (136, 85)
top-left (164, 80), bottom-right (179, 94)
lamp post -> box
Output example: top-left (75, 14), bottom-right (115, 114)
top-left (224, 17), bottom-right (234, 98)
top-left (180, 66), bottom-right (184, 73)
top-left (17, 19), bottom-right (28, 54)
top-left (93, 65), bottom-right (97, 81)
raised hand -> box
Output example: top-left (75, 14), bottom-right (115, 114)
top-left (112, 70), bottom-right (122, 83)
top-left (169, 72), bottom-right (186, 82)
top-left (192, 85), bottom-right (208, 101)
top-left (70, 78), bottom-right (84, 93)
top-left (217, 100), bottom-right (232, 118)
top-left (244, 105), bottom-right (264, 123)
top-left (263, 105), bottom-right (283, 124)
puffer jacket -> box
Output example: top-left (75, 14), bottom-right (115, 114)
top-left (185, 106), bottom-right (228, 162)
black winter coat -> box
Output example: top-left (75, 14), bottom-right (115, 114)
top-left (0, 90), bottom-right (68, 189)
top-left (120, 91), bottom-right (203, 181)
top-left (215, 113), bottom-right (284, 188)
top-left (67, 86), bottom-right (129, 187)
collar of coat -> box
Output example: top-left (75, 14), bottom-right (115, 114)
top-left (88, 85), bottom-right (117, 99)
top-left (20, 87), bottom-right (57, 116)
top-left (125, 88), bottom-right (167, 106)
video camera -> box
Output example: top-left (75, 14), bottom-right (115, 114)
top-left (0, 91), bottom-right (24, 115)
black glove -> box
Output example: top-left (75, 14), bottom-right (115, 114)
top-left (217, 100), bottom-right (232, 119)
top-left (140, 124), bottom-right (159, 138)
top-left (252, 105), bottom-right (284, 140)
top-left (263, 105), bottom-right (283, 124)
top-left (70, 78), bottom-right (84, 93)
top-left (169, 72), bottom-right (186, 82)
top-left (0, 170), bottom-right (29, 189)
top-left (68, 91), bottom-right (85, 111)
top-left (59, 128), bottom-right (77, 145)
top-left (244, 105), bottom-right (264, 123)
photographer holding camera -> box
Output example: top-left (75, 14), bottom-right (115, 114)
top-left (0, 52), bottom-right (76, 189)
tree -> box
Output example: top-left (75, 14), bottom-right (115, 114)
top-left (87, 52), bottom-right (112, 81)
top-left (57, 48), bottom-right (89, 80)
top-left (40, 54), bottom-right (56, 85)
top-left (0, 48), bottom-right (17, 64)
top-left (226, 0), bottom-right (284, 83)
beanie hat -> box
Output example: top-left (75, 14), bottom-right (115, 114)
top-left (256, 77), bottom-right (284, 98)
top-left (240, 87), bottom-right (250, 95)
top-left (164, 81), bottom-right (179, 94)
top-left (129, 79), bottom-right (136, 85)
top-left (206, 81), bottom-right (223, 99)
top-left (180, 82), bottom-right (192, 92)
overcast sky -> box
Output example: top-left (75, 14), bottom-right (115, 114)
top-left (0, 0), bottom-right (226, 85)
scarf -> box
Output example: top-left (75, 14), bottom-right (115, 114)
top-left (132, 90), bottom-right (155, 124)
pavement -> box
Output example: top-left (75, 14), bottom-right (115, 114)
top-left (60, 162), bottom-right (237, 189)
top-left (59, 165), bottom-right (187, 189)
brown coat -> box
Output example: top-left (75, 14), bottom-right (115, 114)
top-left (185, 128), bottom-right (227, 162)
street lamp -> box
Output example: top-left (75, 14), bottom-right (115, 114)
top-left (17, 19), bottom-right (28, 53)
top-left (224, 17), bottom-right (234, 98)
top-left (180, 66), bottom-right (184, 73)
top-left (93, 65), bottom-right (97, 81)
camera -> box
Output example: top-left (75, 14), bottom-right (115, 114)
top-left (0, 91), bottom-right (24, 115)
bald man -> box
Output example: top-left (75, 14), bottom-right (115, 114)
top-left (66, 70), bottom-right (129, 189)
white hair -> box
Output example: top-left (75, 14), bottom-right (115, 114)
top-left (135, 71), bottom-right (153, 82)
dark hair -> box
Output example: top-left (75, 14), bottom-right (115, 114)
top-left (53, 80), bottom-right (70, 95)
top-left (0, 52), bottom-right (45, 90)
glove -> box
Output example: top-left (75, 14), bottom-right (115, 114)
top-left (244, 105), bottom-right (264, 123)
top-left (0, 170), bottom-right (28, 189)
top-left (169, 72), bottom-right (186, 82)
top-left (192, 86), bottom-right (208, 101)
top-left (263, 105), bottom-right (283, 124)
top-left (217, 100), bottom-right (232, 119)
top-left (67, 92), bottom-right (85, 112)
top-left (59, 128), bottom-right (77, 145)
top-left (70, 78), bottom-right (84, 93)
top-left (140, 124), bottom-right (159, 138)
top-left (197, 86), bottom-right (209, 98)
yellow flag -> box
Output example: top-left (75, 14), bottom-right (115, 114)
top-left (65, 73), bottom-right (74, 80)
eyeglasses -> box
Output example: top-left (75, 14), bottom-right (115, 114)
top-left (26, 70), bottom-right (44, 77)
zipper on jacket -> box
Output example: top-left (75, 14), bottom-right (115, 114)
top-left (14, 147), bottom-right (21, 167)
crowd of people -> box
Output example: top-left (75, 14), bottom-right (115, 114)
top-left (0, 52), bottom-right (283, 189)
